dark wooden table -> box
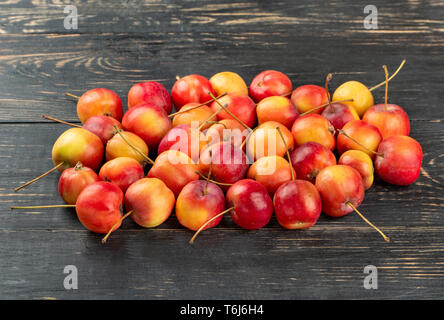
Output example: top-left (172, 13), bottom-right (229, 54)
top-left (1, 0), bottom-right (443, 300)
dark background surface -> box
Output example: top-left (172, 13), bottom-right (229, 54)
top-left (0, 0), bottom-right (443, 299)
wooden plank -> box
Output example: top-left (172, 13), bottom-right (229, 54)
top-left (0, 0), bottom-right (443, 34)
top-left (0, 32), bottom-right (443, 122)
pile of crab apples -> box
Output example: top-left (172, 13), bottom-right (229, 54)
top-left (12, 60), bottom-right (422, 244)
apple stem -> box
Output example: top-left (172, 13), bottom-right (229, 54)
top-left (42, 115), bottom-right (82, 128)
top-left (64, 92), bottom-right (80, 100)
top-left (74, 161), bottom-right (83, 171)
top-left (346, 201), bottom-right (390, 243)
top-left (203, 150), bottom-right (213, 195)
top-left (189, 206), bottom-right (235, 244)
top-left (337, 129), bottom-right (384, 158)
top-left (276, 126), bottom-right (295, 180)
top-left (14, 162), bottom-right (64, 192)
top-left (195, 171), bottom-right (233, 186)
top-left (167, 93), bottom-right (228, 118)
top-left (175, 75), bottom-right (181, 81)
top-left (368, 59), bottom-right (406, 92)
top-left (325, 73), bottom-right (335, 113)
top-left (198, 104), bottom-right (227, 131)
top-left (298, 99), bottom-right (353, 116)
top-left (113, 126), bottom-right (155, 165)
top-left (383, 65), bottom-right (389, 112)
top-left (11, 204), bottom-right (76, 210)
top-left (102, 210), bottom-right (134, 244)
top-left (207, 92), bottom-right (252, 132)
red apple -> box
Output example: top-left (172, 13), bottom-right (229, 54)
top-left (291, 114), bottom-right (335, 150)
top-left (337, 120), bottom-right (382, 159)
top-left (58, 162), bottom-right (99, 204)
top-left (290, 142), bottom-right (336, 183)
top-left (128, 81), bottom-right (172, 114)
top-left (338, 150), bottom-right (374, 190)
top-left (321, 102), bottom-right (360, 131)
top-left (226, 179), bottom-right (273, 229)
top-left (52, 128), bottom-right (104, 171)
top-left (256, 96), bottom-right (299, 129)
top-left (75, 181), bottom-right (124, 234)
top-left (124, 177), bottom-right (175, 228)
top-left (375, 135), bottom-right (422, 186)
top-left (274, 180), bottom-right (322, 229)
top-left (99, 157), bottom-right (144, 192)
top-left (209, 92), bottom-right (256, 128)
top-left (83, 115), bottom-right (122, 144)
top-left (171, 74), bottom-right (215, 111)
top-left (291, 84), bottom-right (328, 114)
top-left (176, 180), bottom-right (225, 231)
top-left (122, 103), bottom-right (172, 149)
top-left (249, 70), bottom-right (292, 103)
top-left (362, 104), bottom-right (410, 139)
top-left (76, 88), bottom-right (123, 124)
top-left (147, 150), bottom-right (199, 196)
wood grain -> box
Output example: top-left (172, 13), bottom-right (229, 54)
top-left (0, 0), bottom-right (443, 300)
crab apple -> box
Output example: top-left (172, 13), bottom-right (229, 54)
top-left (315, 165), bottom-right (364, 218)
top-left (291, 84), bottom-right (328, 115)
top-left (246, 121), bottom-right (294, 161)
top-left (99, 157), bottom-right (144, 193)
top-left (291, 114), bottom-right (335, 150)
top-left (332, 81), bottom-right (374, 117)
top-left (273, 180), bottom-right (322, 229)
top-left (175, 180), bottom-right (225, 231)
top-left (247, 155), bottom-right (292, 195)
top-left (158, 124), bottom-right (207, 162)
top-left (226, 179), bottom-right (273, 229)
top-left (148, 150), bottom-right (199, 196)
top-left (362, 64), bottom-right (410, 139)
top-left (205, 119), bottom-right (247, 147)
top-left (339, 150), bottom-right (374, 190)
top-left (362, 104), bottom-right (410, 139)
top-left (52, 128), bottom-right (104, 171)
top-left (83, 115), bottom-right (122, 144)
top-left (199, 141), bottom-right (249, 187)
top-left (75, 181), bottom-right (124, 234)
top-left (172, 102), bottom-right (214, 130)
top-left (375, 135), bottom-right (422, 186)
top-left (256, 96), bottom-right (299, 129)
top-left (209, 71), bottom-right (248, 96)
top-left (209, 93), bottom-right (256, 128)
top-left (127, 81), bottom-right (172, 114)
top-left (249, 70), bottom-right (292, 103)
top-left (321, 103), bottom-right (360, 131)
top-left (124, 178), bottom-right (175, 228)
top-left (106, 130), bottom-right (149, 164)
top-left (171, 74), bottom-right (215, 111)
top-left (290, 142), bottom-right (336, 183)
top-left (76, 88), bottom-right (123, 124)
top-left (337, 120), bottom-right (382, 159)
top-left (58, 162), bottom-right (99, 204)
top-left (122, 103), bottom-right (171, 149)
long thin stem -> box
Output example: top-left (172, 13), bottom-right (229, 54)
top-left (102, 210), bottom-right (134, 244)
top-left (368, 59), bottom-right (406, 92)
top-left (42, 115), bottom-right (82, 128)
top-left (337, 129), bottom-right (384, 157)
top-left (198, 105), bottom-right (226, 131)
top-left (208, 92), bottom-right (252, 132)
top-left (382, 65), bottom-right (389, 112)
top-left (346, 202), bottom-right (390, 243)
top-left (11, 204), bottom-right (76, 210)
top-left (276, 126), bottom-right (295, 180)
top-left (325, 73), bottom-right (335, 112)
top-left (14, 162), bottom-right (64, 192)
top-left (168, 93), bottom-right (227, 118)
top-left (299, 99), bottom-right (353, 116)
top-left (113, 126), bottom-right (154, 165)
top-left (64, 92), bottom-right (80, 99)
top-left (189, 206), bottom-right (234, 244)
top-left (195, 171), bottom-right (233, 186)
